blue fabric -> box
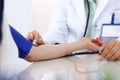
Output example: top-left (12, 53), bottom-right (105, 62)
top-left (9, 25), bottom-right (32, 58)
top-left (0, 0), bottom-right (3, 41)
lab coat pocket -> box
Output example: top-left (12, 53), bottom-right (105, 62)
top-left (101, 24), bottom-right (120, 43)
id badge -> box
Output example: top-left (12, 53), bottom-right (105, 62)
top-left (101, 24), bottom-right (120, 43)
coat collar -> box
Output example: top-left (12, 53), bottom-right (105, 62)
top-left (93, 0), bottom-right (109, 24)
top-left (71, 0), bottom-right (109, 25)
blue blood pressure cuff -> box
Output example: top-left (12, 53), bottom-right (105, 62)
top-left (9, 25), bottom-right (32, 58)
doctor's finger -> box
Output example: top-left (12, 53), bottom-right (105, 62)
top-left (108, 49), bottom-right (120, 61)
top-left (32, 30), bottom-right (44, 45)
top-left (100, 39), bottom-right (116, 58)
top-left (92, 38), bottom-right (102, 46)
top-left (32, 30), bottom-right (40, 40)
top-left (116, 50), bottom-right (120, 60)
top-left (109, 42), bottom-right (120, 60)
top-left (100, 40), bottom-right (116, 58)
top-left (27, 32), bottom-right (34, 40)
top-left (97, 36), bottom-right (103, 42)
top-left (105, 42), bottom-right (118, 60)
top-left (117, 56), bottom-right (120, 60)
top-left (96, 37), bottom-right (103, 46)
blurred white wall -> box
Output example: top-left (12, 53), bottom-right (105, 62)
top-left (1, 0), bottom-right (56, 79)
top-left (1, 0), bottom-right (32, 79)
top-left (0, 44), bottom-right (1, 78)
top-left (32, 0), bottom-right (56, 35)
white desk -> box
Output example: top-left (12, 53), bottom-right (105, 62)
top-left (17, 54), bottom-right (120, 80)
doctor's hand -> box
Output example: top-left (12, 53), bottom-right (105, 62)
top-left (100, 39), bottom-right (120, 60)
top-left (27, 30), bottom-right (44, 45)
top-left (91, 36), bottom-right (103, 46)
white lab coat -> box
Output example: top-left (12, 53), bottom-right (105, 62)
top-left (43, 0), bottom-right (120, 44)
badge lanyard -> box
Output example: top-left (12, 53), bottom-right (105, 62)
top-left (101, 12), bottom-right (120, 43)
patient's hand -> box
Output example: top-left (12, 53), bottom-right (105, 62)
top-left (27, 30), bottom-right (44, 45)
top-left (80, 37), bottom-right (101, 51)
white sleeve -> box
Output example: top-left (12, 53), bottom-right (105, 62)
top-left (117, 37), bottom-right (120, 41)
top-left (43, 0), bottom-right (70, 44)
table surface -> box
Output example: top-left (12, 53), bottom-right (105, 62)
top-left (17, 54), bottom-right (120, 80)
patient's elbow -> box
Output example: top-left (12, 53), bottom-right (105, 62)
top-left (24, 56), bottom-right (37, 62)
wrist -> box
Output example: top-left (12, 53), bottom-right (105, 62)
top-left (73, 40), bottom-right (85, 50)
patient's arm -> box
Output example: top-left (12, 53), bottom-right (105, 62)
top-left (9, 26), bottom-right (101, 62)
top-left (25, 38), bottom-right (100, 62)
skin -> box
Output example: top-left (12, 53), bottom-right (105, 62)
top-left (27, 30), bottom-right (120, 61)
top-left (24, 0), bottom-right (100, 62)
top-left (25, 30), bottom-right (101, 62)
top-left (91, 0), bottom-right (120, 60)
top-left (94, 0), bottom-right (97, 3)
top-left (25, 0), bottom-right (120, 61)
top-left (100, 39), bottom-right (120, 60)
top-left (92, 36), bottom-right (120, 61)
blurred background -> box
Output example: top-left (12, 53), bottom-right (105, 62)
top-left (32, 0), bottom-right (56, 35)
top-left (1, 0), bottom-right (56, 79)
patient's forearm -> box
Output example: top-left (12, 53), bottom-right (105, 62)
top-left (25, 41), bottom-right (84, 62)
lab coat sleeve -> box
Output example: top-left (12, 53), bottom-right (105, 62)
top-left (117, 37), bottom-right (120, 41)
top-left (43, 0), bottom-right (70, 44)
